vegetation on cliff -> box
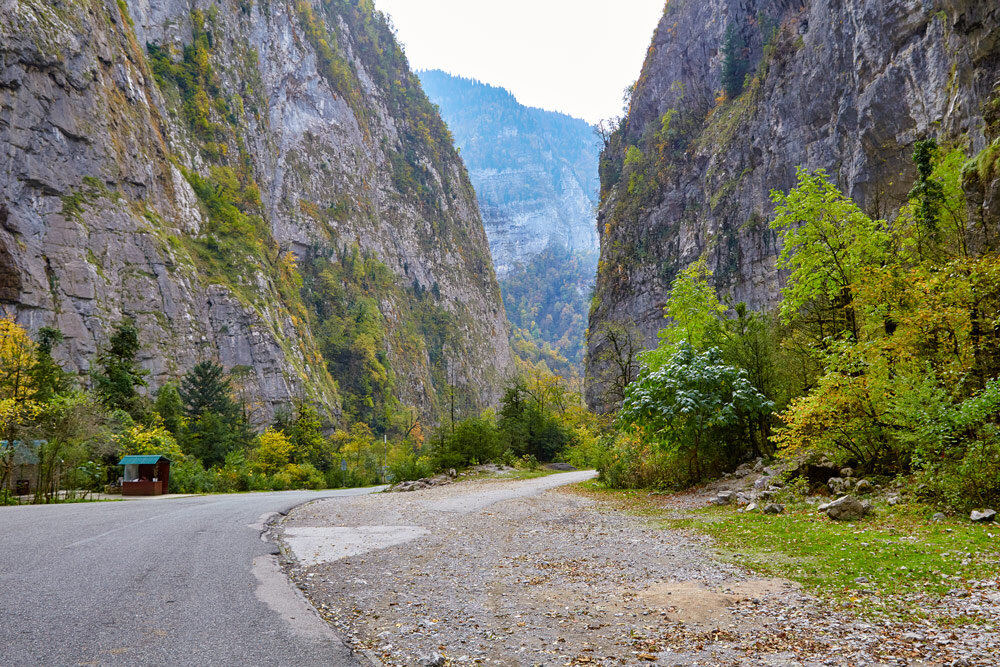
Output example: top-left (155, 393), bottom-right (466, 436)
top-left (595, 140), bottom-right (1000, 512)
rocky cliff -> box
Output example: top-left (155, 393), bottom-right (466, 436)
top-left (586, 0), bottom-right (1000, 410)
top-left (418, 70), bottom-right (599, 276)
top-left (0, 0), bottom-right (512, 424)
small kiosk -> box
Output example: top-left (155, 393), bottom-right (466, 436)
top-left (119, 455), bottom-right (171, 496)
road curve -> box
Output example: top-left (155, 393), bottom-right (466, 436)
top-left (0, 488), bottom-right (383, 667)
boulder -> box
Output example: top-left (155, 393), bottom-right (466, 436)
top-left (932, 512), bottom-right (947, 522)
top-left (711, 491), bottom-right (735, 506)
top-left (818, 495), bottom-right (870, 521)
top-left (763, 503), bottom-right (785, 515)
top-left (745, 503), bottom-right (758, 512)
top-left (840, 467), bottom-right (854, 478)
top-left (970, 509), bottom-right (996, 523)
top-left (887, 495), bottom-right (901, 506)
top-left (854, 479), bottom-right (873, 494)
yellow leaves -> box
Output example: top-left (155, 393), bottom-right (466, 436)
top-left (117, 417), bottom-right (184, 460)
top-left (254, 427), bottom-right (294, 475)
top-left (0, 317), bottom-right (37, 404)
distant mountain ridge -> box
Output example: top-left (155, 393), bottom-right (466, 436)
top-left (418, 70), bottom-right (600, 275)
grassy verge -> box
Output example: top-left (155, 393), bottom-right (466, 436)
top-left (574, 481), bottom-right (1000, 624)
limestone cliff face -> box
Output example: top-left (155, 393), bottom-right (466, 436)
top-left (0, 0), bottom-right (512, 422)
top-left (418, 70), bottom-right (600, 276)
top-left (586, 0), bottom-right (1000, 410)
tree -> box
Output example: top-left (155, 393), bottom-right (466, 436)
top-left (153, 383), bottom-right (185, 436)
top-left (653, 258), bottom-right (726, 357)
top-left (31, 327), bottom-right (71, 402)
top-left (590, 320), bottom-right (643, 409)
top-left (0, 318), bottom-right (41, 493)
top-left (619, 344), bottom-right (773, 485)
top-left (720, 22), bottom-right (749, 100)
top-left (770, 168), bottom-right (893, 342)
top-left (179, 361), bottom-right (236, 420)
top-left (253, 428), bottom-right (293, 476)
top-left (287, 401), bottom-right (330, 470)
top-left (28, 392), bottom-right (104, 502)
top-left (93, 318), bottom-right (148, 419)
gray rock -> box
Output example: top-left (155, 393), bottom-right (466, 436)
top-left (584, 0), bottom-right (1000, 411)
top-left (839, 467), bottom-right (854, 478)
top-left (970, 509), bottom-right (996, 523)
top-left (932, 512), bottom-right (947, 522)
top-left (887, 495), bottom-right (901, 506)
top-left (745, 503), bottom-right (758, 512)
top-left (0, 0), bottom-right (514, 426)
top-left (818, 496), bottom-right (870, 521)
top-left (418, 652), bottom-right (446, 667)
top-left (854, 479), bottom-right (873, 494)
top-left (827, 477), bottom-right (848, 495)
top-left (763, 503), bottom-right (785, 515)
top-left (711, 491), bottom-right (734, 506)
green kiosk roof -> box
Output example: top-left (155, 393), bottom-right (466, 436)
top-left (119, 455), bottom-right (171, 465)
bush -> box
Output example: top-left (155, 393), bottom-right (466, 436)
top-left (387, 449), bottom-right (434, 482)
top-left (431, 414), bottom-right (506, 469)
top-left (281, 463), bottom-right (325, 490)
top-left (597, 430), bottom-right (677, 489)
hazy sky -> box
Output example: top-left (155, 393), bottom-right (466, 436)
top-left (373, 0), bottom-right (665, 125)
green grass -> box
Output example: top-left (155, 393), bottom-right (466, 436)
top-left (665, 502), bottom-right (1000, 621)
top-left (573, 483), bottom-right (1000, 623)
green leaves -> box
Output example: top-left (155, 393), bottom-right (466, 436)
top-left (770, 167), bottom-right (892, 334)
top-left (619, 344), bottom-right (773, 485)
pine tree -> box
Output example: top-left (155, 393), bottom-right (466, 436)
top-left (179, 361), bottom-right (236, 420)
top-left (93, 318), bottom-right (148, 419)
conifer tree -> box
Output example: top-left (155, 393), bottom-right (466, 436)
top-left (179, 361), bottom-right (236, 420)
top-left (93, 318), bottom-right (148, 419)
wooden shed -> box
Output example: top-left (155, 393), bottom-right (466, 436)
top-left (119, 455), bottom-right (171, 496)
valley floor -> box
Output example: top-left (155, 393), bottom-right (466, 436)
top-left (279, 474), bottom-right (998, 666)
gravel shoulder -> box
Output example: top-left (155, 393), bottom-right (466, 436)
top-left (278, 475), bottom-right (997, 666)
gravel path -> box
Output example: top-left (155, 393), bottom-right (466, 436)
top-left (278, 474), bottom-right (998, 666)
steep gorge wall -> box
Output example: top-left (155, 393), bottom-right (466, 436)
top-left (586, 0), bottom-right (1000, 410)
top-left (0, 0), bottom-right (512, 423)
top-left (418, 70), bottom-right (600, 276)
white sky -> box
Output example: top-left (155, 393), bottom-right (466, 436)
top-left (373, 0), bottom-right (666, 125)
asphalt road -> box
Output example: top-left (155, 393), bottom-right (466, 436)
top-left (0, 488), bottom-right (384, 667)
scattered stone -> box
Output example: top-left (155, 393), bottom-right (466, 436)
top-left (827, 477), bottom-right (848, 495)
top-left (970, 509), bottom-right (996, 523)
top-left (932, 512), bottom-right (947, 522)
top-left (418, 652), bottom-right (446, 667)
top-left (854, 479), bottom-right (873, 494)
top-left (745, 503), bottom-right (758, 512)
top-left (763, 503), bottom-right (785, 515)
top-left (854, 576), bottom-right (870, 584)
top-left (818, 495), bottom-right (870, 521)
top-left (887, 495), bottom-right (901, 506)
